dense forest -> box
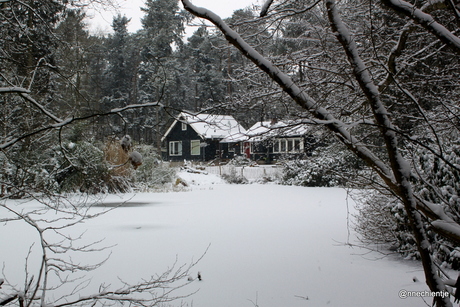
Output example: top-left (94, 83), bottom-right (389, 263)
top-left (0, 0), bottom-right (336, 149)
top-left (1, 0), bottom-right (460, 306)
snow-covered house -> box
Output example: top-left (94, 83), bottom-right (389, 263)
top-left (161, 112), bottom-right (247, 162)
top-left (238, 119), bottom-right (316, 163)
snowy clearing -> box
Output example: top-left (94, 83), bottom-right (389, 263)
top-left (1, 172), bottom-right (434, 306)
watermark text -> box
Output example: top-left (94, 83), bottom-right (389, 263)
top-left (399, 289), bottom-right (450, 299)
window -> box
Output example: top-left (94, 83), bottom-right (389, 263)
top-left (280, 140), bottom-right (286, 152)
top-left (273, 141), bottom-right (279, 153)
top-left (181, 122), bottom-right (187, 131)
top-left (287, 139), bottom-right (294, 152)
top-left (169, 141), bottom-right (182, 156)
top-left (250, 142), bottom-right (261, 154)
top-left (272, 138), bottom-right (303, 153)
top-left (294, 139), bottom-right (301, 151)
top-left (191, 140), bottom-right (200, 156)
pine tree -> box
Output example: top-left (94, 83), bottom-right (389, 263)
top-left (141, 0), bottom-right (185, 58)
top-left (104, 14), bottom-right (132, 100)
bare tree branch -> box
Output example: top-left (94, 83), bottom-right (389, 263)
top-left (381, 0), bottom-right (460, 54)
top-left (325, 2), bottom-right (452, 305)
top-left (180, 0), bottom-right (398, 190)
top-left (0, 91), bottom-right (164, 150)
top-left (260, 0), bottom-right (274, 17)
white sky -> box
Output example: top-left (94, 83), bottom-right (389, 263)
top-left (86, 0), bottom-right (260, 34)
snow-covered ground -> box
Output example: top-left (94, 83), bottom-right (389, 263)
top-left (1, 171), bottom-right (436, 306)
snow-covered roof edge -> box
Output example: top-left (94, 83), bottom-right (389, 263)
top-left (161, 112), bottom-right (247, 142)
top-left (221, 120), bottom-right (312, 143)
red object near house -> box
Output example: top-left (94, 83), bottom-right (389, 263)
top-left (243, 142), bottom-right (251, 158)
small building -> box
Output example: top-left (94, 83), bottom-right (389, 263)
top-left (161, 112), bottom-right (247, 162)
top-left (242, 120), bottom-right (316, 163)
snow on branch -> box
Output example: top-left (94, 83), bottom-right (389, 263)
top-left (0, 86), bottom-right (30, 94)
top-left (417, 199), bottom-right (460, 245)
top-left (260, 0), bottom-right (274, 17)
top-left (1, 86), bottom-right (63, 123)
top-left (110, 101), bottom-right (164, 113)
top-left (381, 0), bottom-right (460, 54)
top-left (0, 99), bottom-right (164, 150)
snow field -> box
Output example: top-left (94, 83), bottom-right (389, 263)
top-left (80, 183), bottom-right (428, 307)
top-left (1, 176), bottom-right (434, 306)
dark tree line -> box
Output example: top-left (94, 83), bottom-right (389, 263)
top-left (0, 1), bottom-right (202, 306)
top-left (1, 0), bottom-right (323, 151)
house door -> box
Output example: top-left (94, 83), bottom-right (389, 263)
top-left (243, 142), bottom-right (250, 158)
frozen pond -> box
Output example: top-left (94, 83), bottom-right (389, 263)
top-left (1, 182), bottom-right (432, 306)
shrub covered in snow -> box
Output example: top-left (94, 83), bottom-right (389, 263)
top-left (226, 155), bottom-right (257, 167)
top-left (58, 141), bottom-right (115, 193)
top-left (0, 138), bottom-right (177, 197)
top-left (353, 190), bottom-right (419, 258)
top-left (0, 142), bottom-right (60, 198)
top-left (133, 145), bottom-right (176, 190)
top-left (281, 144), bottom-right (363, 187)
top-left (412, 146), bottom-right (460, 269)
top-left (220, 165), bottom-right (248, 184)
top-left (354, 145), bottom-right (460, 268)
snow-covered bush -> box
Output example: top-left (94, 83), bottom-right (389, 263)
top-left (0, 143), bottom-right (60, 198)
top-left (353, 190), bottom-right (419, 258)
top-left (58, 141), bottom-right (123, 194)
top-left (226, 155), bottom-right (256, 167)
top-left (413, 146), bottom-right (460, 269)
top-left (134, 145), bottom-right (176, 190)
top-left (221, 165), bottom-right (249, 184)
top-left (281, 144), bottom-right (362, 187)
top-left (1, 138), bottom-right (177, 195)
top-left (354, 145), bottom-right (460, 268)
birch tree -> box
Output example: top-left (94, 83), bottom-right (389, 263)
top-left (180, 0), bottom-right (460, 306)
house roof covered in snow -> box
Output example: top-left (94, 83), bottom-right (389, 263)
top-left (221, 120), bottom-right (311, 142)
top-left (162, 112), bottom-right (247, 141)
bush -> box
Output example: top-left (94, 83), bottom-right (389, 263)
top-left (281, 144), bottom-right (362, 187)
top-left (353, 190), bottom-right (418, 256)
top-left (221, 165), bottom-right (248, 184)
top-left (354, 145), bottom-right (460, 268)
top-left (58, 141), bottom-right (129, 194)
top-left (1, 135), bottom-right (177, 197)
top-left (134, 145), bottom-right (176, 190)
top-left (226, 155), bottom-right (256, 167)
top-left (0, 142), bottom-right (60, 198)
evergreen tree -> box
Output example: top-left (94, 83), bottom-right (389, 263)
top-left (54, 9), bottom-right (93, 114)
top-left (141, 0), bottom-right (186, 58)
top-left (135, 0), bottom-right (189, 146)
top-left (179, 26), bottom-right (228, 110)
top-left (104, 14), bottom-right (132, 100)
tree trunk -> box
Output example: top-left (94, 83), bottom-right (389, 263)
top-left (325, 3), bottom-right (452, 305)
top-left (181, 1), bottom-right (456, 305)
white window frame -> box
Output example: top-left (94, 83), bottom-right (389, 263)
top-left (181, 122), bottom-right (187, 131)
top-left (280, 139), bottom-right (287, 152)
top-left (169, 141), bottom-right (182, 156)
top-left (273, 138), bottom-right (304, 153)
top-left (190, 140), bottom-right (201, 156)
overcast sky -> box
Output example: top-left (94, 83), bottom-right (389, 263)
top-left (87, 0), bottom-right (259, 34)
